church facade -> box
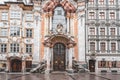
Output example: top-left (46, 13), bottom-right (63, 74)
top-left (0, 0), bottom-right (120, 73)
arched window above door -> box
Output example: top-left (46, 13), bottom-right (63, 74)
top-left (52, 7), bottom-right (67, 33)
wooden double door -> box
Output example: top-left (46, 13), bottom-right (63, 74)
top-left (11, 59), bottom-right (22, 72)
top-left (53, 43), bottom-right (66, 71)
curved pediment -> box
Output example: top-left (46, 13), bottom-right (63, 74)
top-left (43, 0), bottom-right (76, 13)
top-left (43, 34), bottom-right (76, 48)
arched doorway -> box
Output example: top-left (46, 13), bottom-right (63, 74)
top-left (53, 43), bottom-right (66, 71)
top-left (11, 59), bottom-right (22, 72)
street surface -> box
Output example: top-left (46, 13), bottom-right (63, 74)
top-left (0, 72), bottom-right (119, 80)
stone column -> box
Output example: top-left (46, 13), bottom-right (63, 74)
top-left (68, 48), bottom-right (73, 70)
top-left (67, 17), bottom-right (70, 34)
top-left (49, 16), bottom-right (52, 31)
top-left (45, 47), bottom-right (50, 74)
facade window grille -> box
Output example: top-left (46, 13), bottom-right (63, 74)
top-left (89, 28), bottom-right (95, 35)
top-left (1, 28), bottom-right (7, 36)
top-left (110, 28), bottom-right (115, 35)
top-left (10, 11), bottom-right (21, 19)
top-left (90, 42), bottom-right (95, 51)
top-left (10, 27), bottom-right (20, 36)
top-left (112, 61), bottom-right (117, 68)
top-left (26, 29), bottom-right (32, 38)
top-left (89, 12), bottom-right (95, 19)
top-left (26, 13), bottom-right (33, 21)
top-left (1, 44), bottom-right (7, 53)
top-left (100, 42), bottom-right (106, 52)
top-left (26, 44), bottom-right (32, 53)
top-left (109, 0), bottom-right (114, 5)
top-left (57, 10), bottom-right (62, 15)
top-left (110, 12), bottom-right (115, 19)
top-left (99, 12), bottom-right (105, 19)
top-left (111, 43), bottom-right (116, 51)
top-left (99, 0), bottom-right (104, 5)
top-left (89, 0), bottom-right (94, 4)
top-left (100, 28), bottom-right (105, 35)
top-left (1, 12), bottom-right (8, 20)
top-left (10, 43), bottom-right (19, 53)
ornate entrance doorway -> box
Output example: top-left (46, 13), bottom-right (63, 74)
top-left (53, 43), bottom-right (66, 71)
top-left (11, 59), bottom-right (22, 72)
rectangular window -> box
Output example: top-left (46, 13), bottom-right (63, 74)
top-left (112, 61), bottom-right (117, 68)
top-left (26, 13), bottom-right (33, 21)
top-left (1, 44), bottom-right (7, 53)
top-left (110, 12), bottom-right (115, 19)
top-left (110, 28), bottom-right (115, 35)
top-left (109, 0), bottom-right (114, 5)
top-left (1, 12), bottom-right (8, 20)
top-left (1, 28), bottom-right (7, 36)
top-left (100, 28), bottom-right (105, 35)
top-left (10, 43), bottom-right (19, 53)
top-left (10, 11), bottom-right (21, 19)
top-left (101, 61), bottom-right (106, 68)
top-left (99, 61), bottom-right (110, 68)
top-left (90, 42), bottom-right (95, 51)
top-left (99, 12), bottom-right (105, 19)
top-left (100, 42), bottom-right (106, 52)
top-left (10, 27), bottom-right (20, 36)
top-left (26, 44), bottom-right (32, 53)
top-left (89, 0), bottom-right (94, 4)
top-left (111, 43), bottom-right (116, 51)
top-left (26, 29), bottom-right (32, 38)
top-left (89, 28), bottom-right (95, 35)
top-left (99, 0), bottom-right (104, 5)
top-left (89, 12), bottom-right (95, 19)
top-left (57, 10), bottom-right (62, 15)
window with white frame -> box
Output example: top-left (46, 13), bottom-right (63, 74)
top-left (100, 42), bottom-right (106, 52)
top-left (90, 42), bottom-right (95, 51)
top-left (99, 0), bottom-right (104, 5)
top-left (1, 44), bottom-right (7, 53)
top-left (10, 27), bottom-right (20, 36)
top-left (89, 12), bottom-right (95, 19)
top-left (26, 44), bottom-right (32, 53)
top-left (110, 12), bottom-right (115, 19)
top-left (1, 12), bottom-right (8, 20)
top-left (89, 28), bottom-right (95, 35)
top-left (89, 0), bottom-right (94, 4)
top-left (100, 28), bottom-right (105, 35)
top-left (1, 28), bottom-right (7, 36)
top-left (10, 11), bottom-right (21, 19)
top-left (109, 0), bottom-right (114, 5)
top-left (57, 10), bottom-right (62, 15)
top-left (26, 13), bottom-right (33, 21)
top-left (26, 29), bottom-right (32, 38)
top-left (110, 28), bottom-right (115, 35)
top-left (10, 43), bottom-right (19, 53)
top-left (111, 43), bottom-right (116, 51)
top-left (99, 12), bottom-right (105, 19)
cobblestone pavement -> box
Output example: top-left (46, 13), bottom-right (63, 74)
top-left (0, 72), bottom-right (119, 80)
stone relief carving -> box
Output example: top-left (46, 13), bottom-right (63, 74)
top-left (56, 23), bottom-right (63, 34)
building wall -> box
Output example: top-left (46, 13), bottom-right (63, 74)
top-left (86, 0), bottom-right (120, 72)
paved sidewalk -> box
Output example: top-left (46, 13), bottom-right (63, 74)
top-left (89, 72), bottom-right (120, 80)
